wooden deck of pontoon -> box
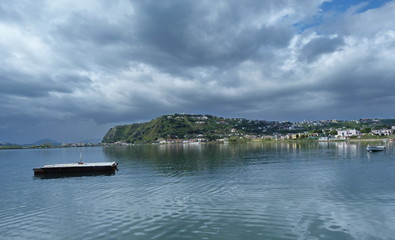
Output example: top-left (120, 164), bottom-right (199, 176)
top-left (33, 162), bottom-right (118, 176)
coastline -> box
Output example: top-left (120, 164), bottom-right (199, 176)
top-left (1, 136), bottom-right (392, 150)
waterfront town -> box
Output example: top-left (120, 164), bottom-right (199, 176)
top-left (103, 114), bottom-right (395, 145)
top-left (153, 123), bottom-right (395, 145)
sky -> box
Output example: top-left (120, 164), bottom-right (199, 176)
top-left (1, 0), bottom-right (395, 143)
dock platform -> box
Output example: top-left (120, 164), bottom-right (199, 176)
top-left (33, 162), bottom-right (118, 176)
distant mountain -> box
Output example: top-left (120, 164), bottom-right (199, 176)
top-left (0, 142), bottom-right (17, 147)
top-left (31, 139), bottom-right (62, 146)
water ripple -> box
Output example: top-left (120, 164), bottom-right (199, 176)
top-left (1, 144), bottom-right (395, 239)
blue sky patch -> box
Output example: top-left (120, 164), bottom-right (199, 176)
top-left (294, 0), bottom-right (393, 32)
top-left (321, 0), bottom-right (393, 13)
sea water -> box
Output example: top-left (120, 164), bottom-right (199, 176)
top-left (1, 142), bottom-right (395, 239)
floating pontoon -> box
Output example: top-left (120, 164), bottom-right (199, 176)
top-left (33, 162), bottom-right (118, 176)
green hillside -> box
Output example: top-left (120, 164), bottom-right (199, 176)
top-left (102, 114), bottom-right (277, 143)
top-left (102, 114), bottom-right (395, 144)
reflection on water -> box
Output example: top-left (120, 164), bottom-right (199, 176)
top-left (103, 142), bottom-right (322, 170)
top-left (1, 142), bottom-right (395, 240)
top-left (102, 142), bottom-right (387, 174)
top-left (33, 172), bottom-right (116, 180)
top-left (103, 143), bottom-right (268, 175)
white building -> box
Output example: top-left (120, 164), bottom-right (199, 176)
top-left (336, 129), bottom-right (361, 138)
top-left (372, 129), bottom-right (393, 136)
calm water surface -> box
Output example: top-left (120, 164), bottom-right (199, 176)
top-left (1, 142), bottom-right (395, 239)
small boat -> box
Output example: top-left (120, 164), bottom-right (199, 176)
top-left (366, 145), bottom-right (386, 152)
top-left (33, 162), bottom-right (118, 176)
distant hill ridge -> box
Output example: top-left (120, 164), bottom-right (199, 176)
top-left (0, 142), bottom-right (16, 146)
top-left (102, 113), bottom-right (276, 143)
top-left (102, 114), bottom-right (395, 144)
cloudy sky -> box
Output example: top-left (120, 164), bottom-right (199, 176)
top-left (1, 0), bottom-right (395, 143)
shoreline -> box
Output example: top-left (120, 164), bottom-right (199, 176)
top-left (1, 137), bottom-right (392, 150)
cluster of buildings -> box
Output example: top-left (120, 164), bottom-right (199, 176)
top-left (266, 127), bottom-right (395, 141)
top-left (335, 127), bottom-right (395, 139)
top-left (153, 126), bottom-right (395, 144)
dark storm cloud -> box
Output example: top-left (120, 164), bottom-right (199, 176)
top-left (49, 20), bottom-right (133, 72)
top-left (318, 60), bottom-right (395, 106)
top-left (0, 71), bottom-right (92, 97)
top-left (131, 0), bottom-right (295, 69)
top-left (1, 0), bottom-right (395, 143)
top-left (300, 36), bottom-right (344, 62)
top-left (69, 17), bottom-right (128, 45)
top-left (48, 0), bottom-right (298, 76)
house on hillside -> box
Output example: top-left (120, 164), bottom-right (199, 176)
top-left (372, 129), bottom-right (393, 136)
top-left (336, 129), bottom-right (361, 139)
